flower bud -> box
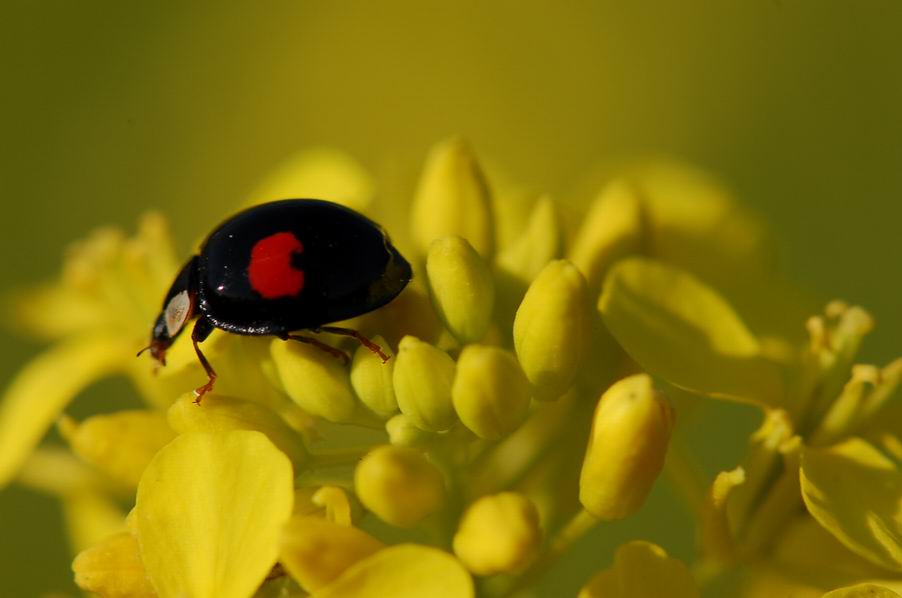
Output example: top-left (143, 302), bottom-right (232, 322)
top-left (350, 335), bottom-right (397, 418)
top-left (579, 374), bottom-right (674, 520)
top-left (393, 336), bottom-right (458, 431)
top-left (426, 236), bottom-right (495, 343)
top-left (453, 492), bottom-right (542, 575)
top-left (73, 531), bottom-right (156, 598)
top-left (568, 179), bottom-right (644, 291)
top-left (452, 345), bottom-right (530, 439)
top-left (513, 260), bottom-right (591, 400)
top-left (58, 410), bottom-right (174, 488)
top-left (354, 445), bottom-right (445, 527)
top-left (280, 515), bottom-right (384, 592)
top-left (167, 393), bottom-right (308, 468)
top-left (386, 413), bottom-right (435, 447)
top-left (496, 195), bottom-right (563, 283)
top-left (271, 339), bottom-right (357, 423)
top-left (411, 137), bottom-right (495, 258)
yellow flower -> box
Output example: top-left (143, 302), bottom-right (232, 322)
top-left (4, 137), bottom-right (899, 596)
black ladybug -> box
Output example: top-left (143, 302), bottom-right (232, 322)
top-left (140, 199), bottom-right (413, 402)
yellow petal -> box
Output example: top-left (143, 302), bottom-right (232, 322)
top-left (73, 531), bottom-right (157, 598)
top-left (700, 467), bottom-right (745, 562)
top-left (578, 540), bottom-right (698, 598)
top-left (568, 179), bottom-right (645, 292)
top-left (280, 515), bottom-right (384, 592)
top-left (599, 258), bottom-right (783, 406)
top-left (453, 492), bottom-right (542, 575)
top-left (411, 137), bottom-right (495, 258)
top-left (354, 445), bottom-right (445, 528)
top-left (0, 334), bottom-right (126, 487)
top-left (451, 345), bottom-right (531, 440)
top-left (579, 375), bottom-right (674, 520)
top-left (426, 236), bottom-right (495, 344)
top-left (271, 339), bottom-right (359, 423)
top-left (823, 584), bottom-right (902, 598)
top-left (800, 438), bottom-right (902, 571)
top-left (135, 431), bottom-right (294, 598)
top-left (167, 393), bottom-right (308, 468)
top-left (513, 260), bottom-right (591, 401)
top-left (313, 544), bottom-right (473, 598)
top-left (246, 147), bottom-right (374, 213)
top-left (350, 335), bottom-right (398, 418)
top-left (59, 410), bottom-right (174, 488)
top-left (393, 336), bottom-right (458, 432)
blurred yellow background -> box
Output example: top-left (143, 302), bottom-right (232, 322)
top-left (1, 1), bottom-right (900, 595)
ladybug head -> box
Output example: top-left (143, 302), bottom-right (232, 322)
top-left (139, 257), bottom-right (199, 367)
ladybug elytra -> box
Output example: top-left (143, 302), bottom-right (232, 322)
top-left (141, 199), bottom-right (413, 402)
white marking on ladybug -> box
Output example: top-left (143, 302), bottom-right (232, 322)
top-left (165, 290), bottom-right (192, 337)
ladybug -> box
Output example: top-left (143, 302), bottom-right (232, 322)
top-left (140, 199), bottom-right (412, 402)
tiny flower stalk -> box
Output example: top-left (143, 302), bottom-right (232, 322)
top-left (426, 236), bottom-right (495, 344)
top-left (579, 374), bottom-right (674, 520)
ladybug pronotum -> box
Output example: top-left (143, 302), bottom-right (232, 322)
top-left (140, 199), bottom-right (413, 403)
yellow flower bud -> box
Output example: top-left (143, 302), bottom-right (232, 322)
top-left (452, 345), bottom-right (530, 439)
top-left (513, 260), bottom-right (591, 400)
top-left (496, 195), bottom-right (563, 284)
top-left (354, 445), bottom-right (445, 527)
top-left (386, 413), bottom-right (435, 447)
top-left (280, 515), bottom-right (384, 592)
top-left (568, 179), bottom-right (645, 291)
top-left (411, 137), bottom-right (495, 258)
top-left (350, 335), bottom-right (397, 418)
top-left (271, 339), bottom-right (357, 423)
top-left (426, 236), bottom-right (495, 344)
top-left (453, 492), bottom-right (541, 575)
top-left (58, 410), bottom-right (174, 488)
top-left (393, 336), bottom-right (458, 431)
top-left (73, 531), bottom-right (156, 598)
top-left (167, 393), bottom-right (308, 468)
top-left (579, 374), bottom-right (674, 520)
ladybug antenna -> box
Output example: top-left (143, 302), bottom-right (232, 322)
top-left (136, 344), bottom-right (153, 358)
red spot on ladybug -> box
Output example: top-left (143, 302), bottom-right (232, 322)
top-left (248, 231), bottom-right (305, 299)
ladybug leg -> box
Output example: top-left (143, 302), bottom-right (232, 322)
top-left (315, 326), bottom-right (390, 363)
top-left (279, 333), bottom-right (351, 365)
top-left (191, 317), bottom-right (217, 405)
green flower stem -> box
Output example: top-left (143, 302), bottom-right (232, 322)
top-left (308, 446), bottom-right (373, 468)
top-left (664, 435), bottom-right (707, 518)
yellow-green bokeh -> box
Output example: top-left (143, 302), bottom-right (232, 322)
top-left (2, 2), bottom-right (901, 596)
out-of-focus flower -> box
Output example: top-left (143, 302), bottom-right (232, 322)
top-left (1, 138), bottom-right (897, 597)
top-left (598, 256), bottom-right (902, 593)
top-left (578, 540), bottom-right (698, 598)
